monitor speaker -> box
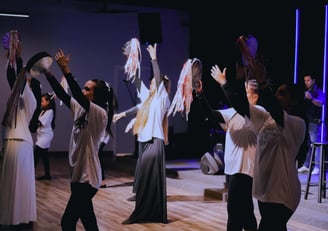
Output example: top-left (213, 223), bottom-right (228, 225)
top-left (138, 12), bottom-right (162, 45)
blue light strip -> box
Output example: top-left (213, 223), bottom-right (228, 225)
top-left (323, 5), bottom-right (327, 95)
top-left (321, 5), bottom-right (327, 141)
top-left (294, 9), bottom-right (300, 84)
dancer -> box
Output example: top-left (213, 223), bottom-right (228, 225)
top-left (211, 63), bottom-right (306, 231)
top-left (34, 92), bottom-right (56, 180)
top-left (0, 32), bottom-right (43, 229)
top-left (114, 37), bottom-right (145, 201)
top-left (193, 77), bottom-right (261, 231)
top-left (120, 43), bottom-right (170, 224)
top-left (43, 48), bottom-right (117, 230)
top-left (169, 57), bottom-right (214, 157)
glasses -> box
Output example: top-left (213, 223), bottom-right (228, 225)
top-left (83, 86), bottom-right (91, 92)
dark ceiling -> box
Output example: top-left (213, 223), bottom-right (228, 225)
top-left (75, 0), bottom-right (328, 11)
top-left (74, 0), bottom-right (194, 10)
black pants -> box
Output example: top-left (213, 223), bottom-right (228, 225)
top-left (226, 173), bottom-right (257, 231)
top-left (98, 142), bottom-right (106, 180)
top-left (258, 201), bottom-right (293, 231)
top-left (61, 182), bottom-right (99, 231)
top-left (34, 145), bottom-right (50, 176)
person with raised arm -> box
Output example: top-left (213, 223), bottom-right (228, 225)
top-left (42, 48), bottom-right (117, 231)
top-left (210, 62), bottom-right (306, 231)
top-left (119, 44), bottom-right (171, 224)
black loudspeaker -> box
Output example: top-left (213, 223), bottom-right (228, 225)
top-left (138, 12), bottom-right (162, 45)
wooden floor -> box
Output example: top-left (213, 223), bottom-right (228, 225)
top-left (2, 154), bottom-right (328, 231)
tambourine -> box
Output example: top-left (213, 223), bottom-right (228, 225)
top-left (26, 51), bottom-right (53, 77)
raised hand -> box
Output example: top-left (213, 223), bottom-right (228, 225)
top-left (54, 48), bottom-right (71, 75)
top-left (146, 43), bottom-right (157, 60)
top-left (210, 65), bottom-right (227, 86)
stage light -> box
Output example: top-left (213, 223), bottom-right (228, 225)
top-left (321, 4), bottom-right (327, 141)
top-left (294, 9), bottom-right (300, 84)
top-left (0, 12), bottom-right (30, 18)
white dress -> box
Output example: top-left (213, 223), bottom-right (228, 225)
top-left (36, 109), bottom-right (54, 149)
top-left (0, 82), bottom-right (37, 225)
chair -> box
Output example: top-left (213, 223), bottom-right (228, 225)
top-left (304, 141), bottom-right (328, 203)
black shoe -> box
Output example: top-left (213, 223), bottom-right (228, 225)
top-left (10, 221), bottom-right (33, 229)
top-left (37, 175), bottom-right (52, 180)
top-left (100, 184), bottom-right (107, 188)
top-left (122, 218), bottom-right (134, 225)
top-left (127, 195), bottom-right (136, 201)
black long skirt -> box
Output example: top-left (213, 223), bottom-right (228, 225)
top-left (123, 138), bottom-right (167, 224)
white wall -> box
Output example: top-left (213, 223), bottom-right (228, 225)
top-left (0, 0), bottom-right (190, 154)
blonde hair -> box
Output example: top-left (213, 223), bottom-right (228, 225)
top-left (133, 90), bottom-right (155, 136)
top-left (133, 76), bottom-right (170, 145)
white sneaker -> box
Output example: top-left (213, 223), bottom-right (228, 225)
top-left (298, 165), bottom-right (309, 173)
top-left (311, 167), bottom-right (319, 175)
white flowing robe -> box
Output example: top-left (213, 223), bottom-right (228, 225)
top-left (0, 82), bottom-right (37, 225)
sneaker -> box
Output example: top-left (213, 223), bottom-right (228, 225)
top-left (311, 167), bottom-right (319, 175)
top-left (298, 165), bottom-right (309, 173)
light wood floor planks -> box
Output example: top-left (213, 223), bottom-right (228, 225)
top-left (2, 154), bottom-right (327, 231)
